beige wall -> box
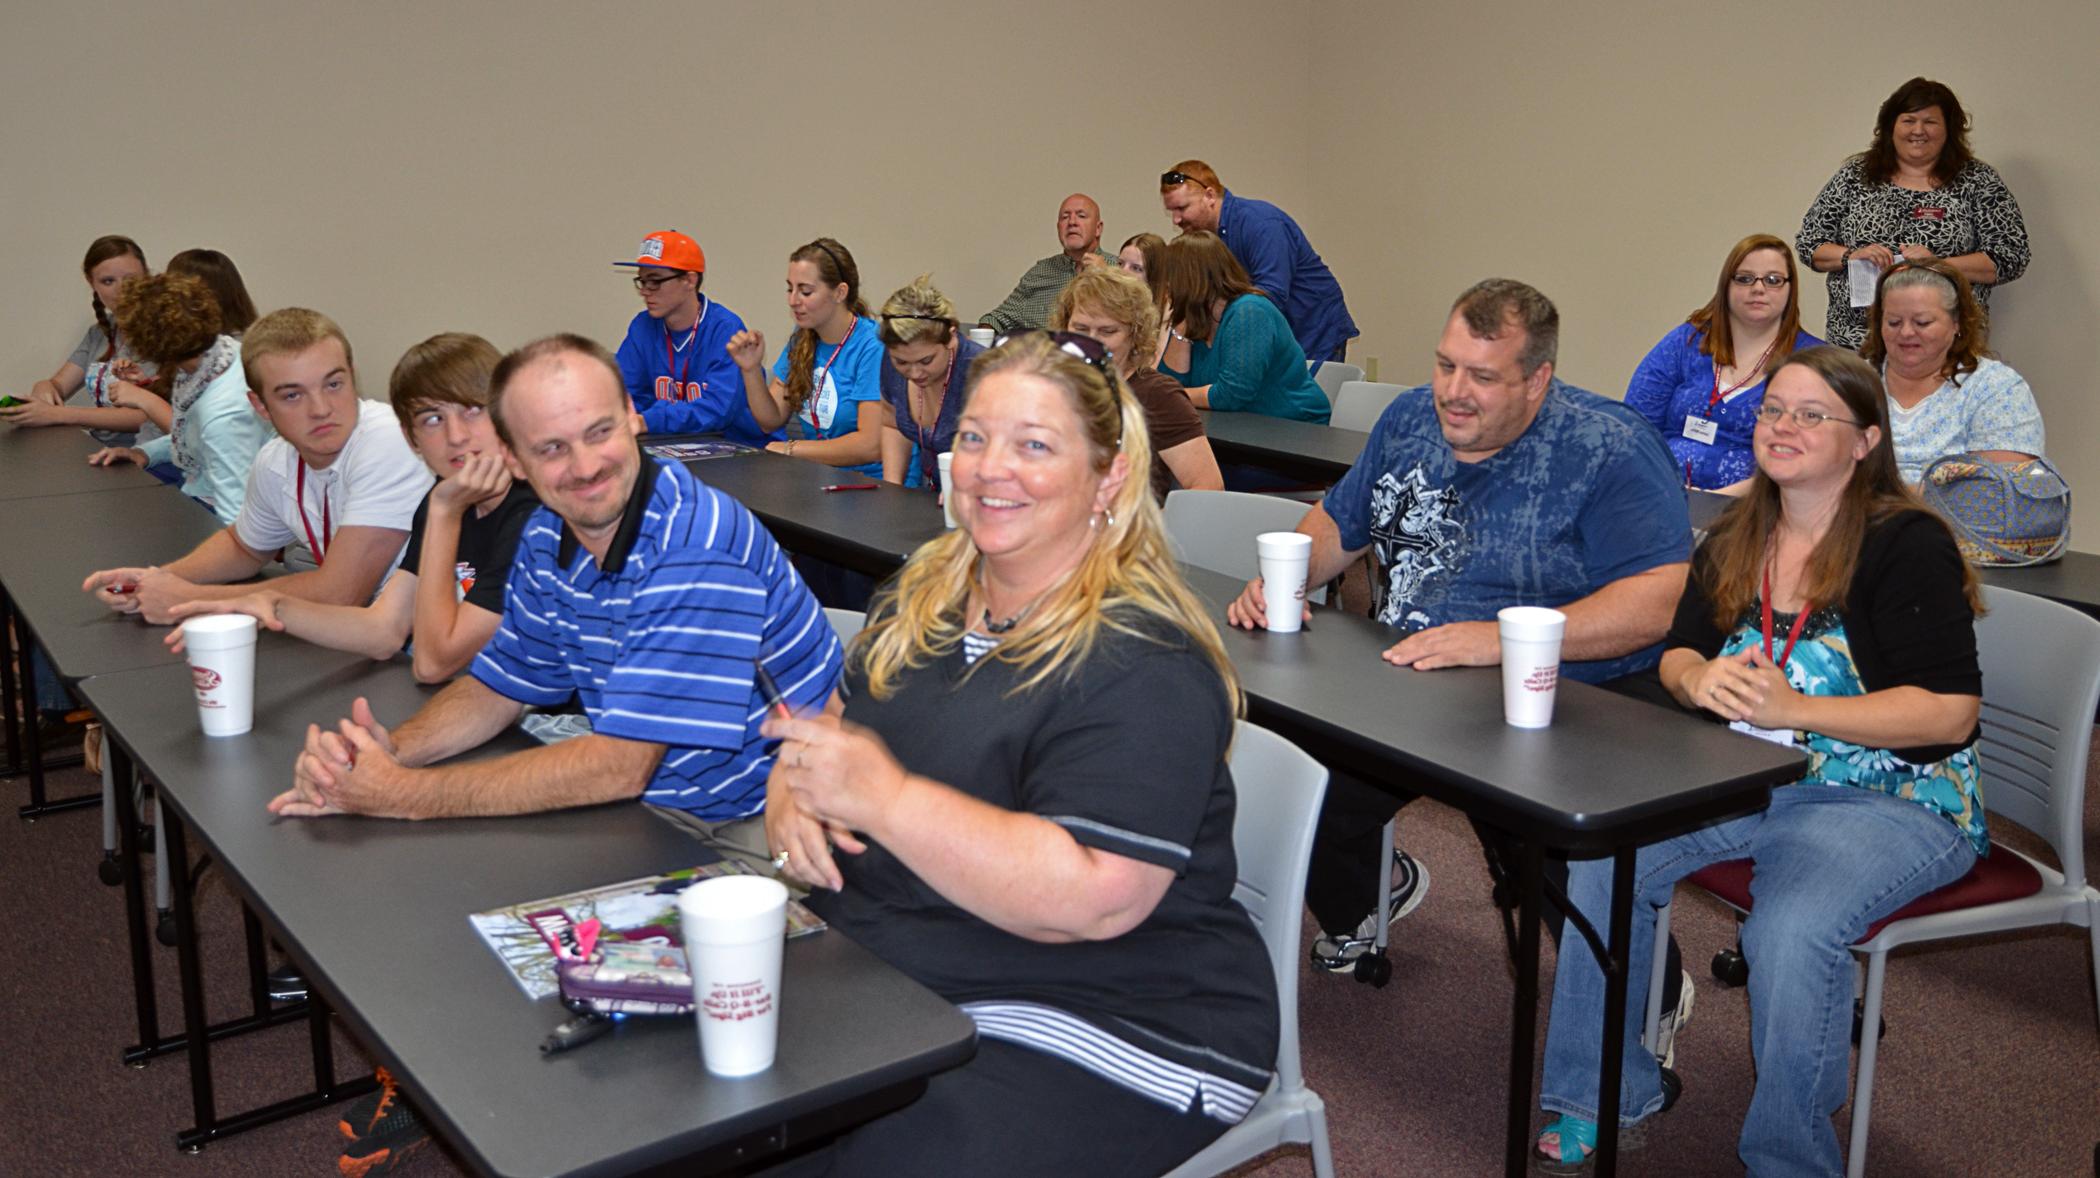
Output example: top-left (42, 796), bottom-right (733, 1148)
top-left (6, 2), bottom-right (2091, 544)
top-left (1, 0), bottom-right (1311, 408)
top-left (1305, 0), bottom-right (2097, 547)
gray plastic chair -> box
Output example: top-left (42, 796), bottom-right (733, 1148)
top-left (1642, 584), bottom-right (2100, 1178)
top-left (1309, 361), bottom-right (1364, 406)
top-left (823, 606), bottom-right (866, 646)
top-left (1328, 381), bottom-right (1407, 433)
top-left (1164, 721), bottom-right (1334, 1178)
top-left (1163, 490), bottom-right (1328, 604)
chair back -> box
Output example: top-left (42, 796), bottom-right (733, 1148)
top-left (1163, 490), bottom-right (1327, 603)
top-left (1329, 381), bottom-right (1407, 433)
top-left (1974, 585), bottom-right (2100, 887)
top-left (824, 606), bottom-right (866, 646)
top-left (1309, 361), bottom-right (1364, 405)
top-left (1226, 721), bottom-right (1330, 1094)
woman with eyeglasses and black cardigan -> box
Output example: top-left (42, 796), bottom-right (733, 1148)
top-left (1625, 234), bottom-right (1823, 496)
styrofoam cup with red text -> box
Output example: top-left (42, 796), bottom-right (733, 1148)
top-left (1256, 532), bottom-right (1313, 633)
top-left (678, 875), bottom-right (788, 1077)
top-left (180, 614), bottom-right (258, 737)
top-left (1498, 606), bottom-right (1566, 728)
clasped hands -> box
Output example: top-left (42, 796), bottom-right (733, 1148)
top-left (759, 711), bottom-right (907, 892)
top-left (1681, 646), bottom-right (1800, 729)
top-left (269, 697), bottom-right (409, 819)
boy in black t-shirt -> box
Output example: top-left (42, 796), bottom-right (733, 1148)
top-left (168, 333), bottom-right (539, 683)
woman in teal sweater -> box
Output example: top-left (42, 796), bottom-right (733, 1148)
top-left (1158, 231), bottom-right (1329, 423)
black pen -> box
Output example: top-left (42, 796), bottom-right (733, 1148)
top-left (753, 660), bottom-right (793, 719)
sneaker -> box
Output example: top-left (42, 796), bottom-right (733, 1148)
top-left (266, 962), bottom-right (309, 1003)
top-left (1652, 968), bottom-right (1696, 1070)
top-left (339, 1068), bottom-right (430, 1176)
top-left (1310, 850), bottom-right (1430, 972)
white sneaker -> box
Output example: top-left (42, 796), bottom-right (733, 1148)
top-left (1310, 851), bottom-right (1430, 971)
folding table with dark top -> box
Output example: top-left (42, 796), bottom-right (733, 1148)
top-left (684, 445), bottom-right (1807, 1176)
top-left (79, 640), bottom-right (977, 1173)
top-left (1194, 409), bottom-right (1370, 484)
top-left (0, 480), bottom-right (221, 816)
top-left (0, 423), bottom-right (165, 500)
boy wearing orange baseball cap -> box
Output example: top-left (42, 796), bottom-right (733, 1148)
top-left (612, 230), bottom-right (779, 446)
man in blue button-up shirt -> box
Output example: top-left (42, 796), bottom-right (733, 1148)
top-left (1161, 160), bottom-right (1358, 363)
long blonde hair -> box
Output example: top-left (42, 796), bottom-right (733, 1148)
top-left (855, 333), bottom-right (1241, 710)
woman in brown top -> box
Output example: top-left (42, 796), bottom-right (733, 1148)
top-left (1051, 268), bottom-right (1222, 498)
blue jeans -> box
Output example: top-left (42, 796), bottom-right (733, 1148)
top-left (1539, 783), bottom-right (1976, 1176)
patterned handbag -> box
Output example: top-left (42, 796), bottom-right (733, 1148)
top-left (1919, 453), bottom-right (2071, 566)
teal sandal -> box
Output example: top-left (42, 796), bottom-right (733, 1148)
top-left (1533, 1114), bottom-right (1651, 1173)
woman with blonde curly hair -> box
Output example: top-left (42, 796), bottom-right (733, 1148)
top-left (875, 273), bottom-right (983, 489)
top-left (86, 272), bottom-right (268, 521)
top-left (728, 237), bottom-right (884, 477)
top-left (1052, 267), bottom-right (1223, 498)
top-left (759, 332), bottom-right (1275, 1176)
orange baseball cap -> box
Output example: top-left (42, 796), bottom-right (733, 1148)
top-left (613, 230), bottom-right (705, 273)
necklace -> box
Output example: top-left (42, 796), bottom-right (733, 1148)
top-left (975, 564), bottom-right (1054, 635)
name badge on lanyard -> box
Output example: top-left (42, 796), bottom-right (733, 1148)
top-left (1732, 566), bottom-right (1813, 748)
top-left (1682, 416), bottom-right (1719, 445)
top-left (296, 459), bottom-right (334, 565)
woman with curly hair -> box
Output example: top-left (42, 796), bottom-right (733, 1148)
top-left (728, 237), bottom-right (884, 477)
top-left (86, 273), bottom-right (269, 522)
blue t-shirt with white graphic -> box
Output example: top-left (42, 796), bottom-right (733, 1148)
top-left (615, 301), bottom-right (782, 447)
top-left (473, 456), bottom-right (842, 820)
top-left (771, 316), bottom-right (884, 478)
top-left (1323, 380), bottom-right (1691, 683)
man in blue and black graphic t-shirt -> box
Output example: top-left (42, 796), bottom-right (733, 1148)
top-left (611, 230), bottom-right (781, 448)
top-left (269, 333), bottom-right (840, 869)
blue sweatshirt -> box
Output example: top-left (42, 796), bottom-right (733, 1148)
top-left (614, 299), bottom-right (783, 447)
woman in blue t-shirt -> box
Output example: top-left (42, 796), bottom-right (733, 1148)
top-left (1535, 346), bottom-right (1985, 1175)
top-left (1624, 233), bottom-right (1822, 495)
top-left (1157, 231), bottom-right (1328, 424)
top-left (727, 237), bottom-right (885, 478)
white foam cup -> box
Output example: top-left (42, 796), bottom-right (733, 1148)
top-left (678, 875), bottom-right (789, 1077)
top-left (180, 614), bottom-right (259, 737)
top-left (937, 451), bottom-right (957, 529)
top-left (1255, 532), bottom-right (1313, 634)
top-left (966, 326), bottom-right (996, 348)
top-left (1497, 606), bottom-right (1567, 728)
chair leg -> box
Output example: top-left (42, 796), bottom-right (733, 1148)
top-left (1306, 1095), bottom-right (1336, 1178)
top-left (1643, 899), bottom-right (1673, 1054)
top-left (1845, 951), bottom-right (1890, 1178)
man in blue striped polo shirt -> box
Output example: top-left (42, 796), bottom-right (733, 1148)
top-left (270, 333), bottom-right (842, 866)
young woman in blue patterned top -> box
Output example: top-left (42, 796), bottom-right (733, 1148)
top-left (1536, 346), bottom-right (1986, 1175)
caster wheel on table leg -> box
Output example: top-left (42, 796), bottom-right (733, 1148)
top-left (156, 911), bottom-right (178, 947)
top-left (1659, 1066), bottom-right (1683, 1112)
top-left (97, 854), bottom-right (123, 886)
top-left (1352, 953), bottom-right (1392, 988)
top-left (1710, 947), bottom-right (1748, 988)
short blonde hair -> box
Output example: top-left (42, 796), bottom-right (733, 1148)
top-left (877, 274), bottom-right (957, 348)
top-left (1051, 268), bottom-right (1159, 371)
top-left (242, 308), bottom-right (354, 394)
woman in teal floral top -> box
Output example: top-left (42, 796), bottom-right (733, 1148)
top-left (1535, 346), bottom-right (1985, 1175)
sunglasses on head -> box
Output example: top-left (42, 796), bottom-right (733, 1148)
top-left (1160, 171), bottom-right (1203, 187)
top-left (992, 329), bottom-right (1113, 372)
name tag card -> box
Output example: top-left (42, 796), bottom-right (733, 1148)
top-left (1682, 417), bottom-right (1719, 445)
top-left (1729, 718), bottom-right (1798, 748)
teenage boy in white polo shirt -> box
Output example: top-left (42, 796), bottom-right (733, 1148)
top-left (83, 308), bottom-right (432, 623)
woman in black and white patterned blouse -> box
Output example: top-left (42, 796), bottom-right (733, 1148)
top-left (1796, 77), bottom-right (2029, 349)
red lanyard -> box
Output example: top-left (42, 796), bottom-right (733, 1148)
top-left (806, 317), bottom-right (860, 432)
top-left (661, 298), bottom-right (707, 392)
top-left (1759, 564), bottom-right (1812, 670)
top-left (1706, 335), bottom-right (1782, 415)
top-left (295, 459), bottom-right (333, 565)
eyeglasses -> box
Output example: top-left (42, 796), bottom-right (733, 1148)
top-left (1754, 403), bottom-right (1862, 430)
top-left (632, 272), bottom-right (689, 293)
top-left (1160, 171), bottom-right (1202, 188)
top-left (1731, 274), bottom-right (1791, 288)
top-left (993, 329), bottom-right (1114, 372)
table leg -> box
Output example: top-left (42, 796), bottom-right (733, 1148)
top-left (1593, 848), bottom-right (1637, 1177)
top-left (13, 601), bottom-right (45, 809)
top-left (164, 806), bottom-right (219, 1150)
top-left (1502, 837), bottom-right (1544, 1178)
top-left (111, 743), bottom-right (161, 1065)
top-left (1, 589), bottom-right (21, 777)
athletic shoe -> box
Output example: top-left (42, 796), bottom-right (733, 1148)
top-left (1652, 968), bottom-right (1696, 1070)
top-left (339, 1068), bottom-right (430, 1176)
top-left (1310, 850), bottom-right (1430, 972)
top-left (266, 962), bottom-right (308, 1003)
